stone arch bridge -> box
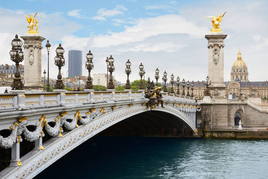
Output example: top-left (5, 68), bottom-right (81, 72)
top-left (0, 90), bottom-right (199, 178)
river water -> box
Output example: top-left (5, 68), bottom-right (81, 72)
top-left (37, 137), bottom-right (268, 179)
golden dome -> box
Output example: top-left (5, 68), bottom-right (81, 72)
top-left (232, 51), bottom-right (247, 69)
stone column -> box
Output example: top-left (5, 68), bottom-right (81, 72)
top-left (205, 33), bottom-right (227, 87)
top-left (21, 35), bottom-right (45, 89)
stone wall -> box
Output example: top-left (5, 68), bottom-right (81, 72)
top-left (201, 103), bottom-right (268, 130)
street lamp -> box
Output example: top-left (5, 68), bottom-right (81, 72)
top-left (204, 76), bottom-right (211, 96)
top-left (45, 40), bottom-right (51, 91)
top-left (191, 81), bottom-right (194, 97)
top-left (9, 34), bottom-right (24, 90)
top-left (186, 80), bottom-right (190, 96)
top-left (162, 71), bottom-right (167, 92)
top-left (54, 44), bottom-right (65, 89)
top-left (155, 68), bottom-right (160, 85)
top-left (170, 73), bottom-right (175, 93)
top-left (182, 78), bottom-right (186, 96)
top-left (85, 50), bottom-right (94, 89)
top-left (107, 55), bottom-right (115, 89)
top-left (43, 70), bottom-right (46, 91)
top-left (176, 76), bottom-right (180, 95)
top-left (125, 59), bottom-right (131, 89)
top-left (139, 63), bottom-right (145, 89)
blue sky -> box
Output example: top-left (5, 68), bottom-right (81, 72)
top-left (0, 0), bottom-right (267, 81)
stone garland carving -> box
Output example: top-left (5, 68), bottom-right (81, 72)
top-left (0, 123), bottom-right (18, 149)
top-left (44, 114), bottom-right (65, 137)
top-left (22, 115), bottom-right (46, 142)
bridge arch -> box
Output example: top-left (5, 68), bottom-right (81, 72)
top-left (0, 104), bottom-right (197, 178)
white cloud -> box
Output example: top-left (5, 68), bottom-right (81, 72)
top-left (67, 9), bottom-right (82, 18)
top-left (92, 5), bottom-right (127, 21)
top-left (91, 14), bottom-right (206, 48)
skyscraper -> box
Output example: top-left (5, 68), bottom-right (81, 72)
top-left (68, 50), bottom-right (82, 78)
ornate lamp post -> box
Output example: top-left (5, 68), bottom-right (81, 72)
top-left (107, 55), bottom-right (115, 89)
top-left (155, 68), bottom-right (160, 85)
top-left (139, 63), bottom-right (145, 89)
top-left (9, 34), bottom-right (24, 90)
top-left (85, 50), bottom-right (94, 89)
top-left (176, 76), bottom-right (180, 95)
top-left (170, 73), bottom-right (175, 93)
top-left (182, 78), bottom-right (186, 96)
top-left (162, 71), bottom-right (167, 92)
top-left (43, 70), bottom-right (46, 91)
top-left (105, 57), bottom-right (109, 87)
top-left (191, 81), bottom-right (194, 97)
top-left (45, 40), bottom-right (51, 91)
top-left (204, 76), bottom-right (211, 96)
top-left (186, 80), bottom-right (190, 96)
top-left (54, 44), bottom-right (65, 89)
top-left (125, 59), bottom-right (131, 89)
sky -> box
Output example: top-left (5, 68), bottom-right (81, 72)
top-left (0, 0), bottom-right (268, 82)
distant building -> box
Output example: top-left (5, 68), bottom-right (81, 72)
top-left (0, 64), bottom-right (24, 86)
top-left (93, 73), bottom-right (108, 87)
top-left (68, 50), bottom-right (82, 78)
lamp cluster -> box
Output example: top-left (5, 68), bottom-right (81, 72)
top-left (8, 35), bottom-right (196, 98)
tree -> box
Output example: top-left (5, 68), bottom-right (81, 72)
top-left (93, 85), bottom-right (107, 91)
top-left (130, 80), bottom-right (147, 91)
top-left (115, 85), bottom-right (125, 91)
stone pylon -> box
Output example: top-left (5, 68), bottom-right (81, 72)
top-left (21, 35), bottom-right (45, 89)
top-left (205, 33), bottom-right (227, 87)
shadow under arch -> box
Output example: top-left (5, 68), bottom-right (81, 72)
top-left (37, 110), bottom-right (195, 179)
top-left (100, 110), bottom-right (194, 137)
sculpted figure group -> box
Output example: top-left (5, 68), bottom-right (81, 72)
top-left (145, 81), bottom-right (164, 109)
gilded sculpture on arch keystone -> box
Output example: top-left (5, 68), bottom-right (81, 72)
top-left (208, 12), bottom-right (226, 32)
top-left (26, 12), bottom-right (38, 34)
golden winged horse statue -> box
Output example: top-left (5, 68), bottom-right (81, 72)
top-left (26, 12), bottom-right (38, 34)
top-left (208, 12), bottom-right (226, 33)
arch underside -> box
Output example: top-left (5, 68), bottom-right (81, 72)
top-left (1, 105), bottom-right (196, 179)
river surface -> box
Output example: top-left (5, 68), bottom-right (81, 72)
top-left (37, 137), bottom-right (268, 179)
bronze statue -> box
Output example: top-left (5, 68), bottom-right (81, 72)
top-left (145, 86), bottom-right (164, 109)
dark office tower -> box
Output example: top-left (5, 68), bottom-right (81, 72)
top-left (68, 50), bottom-right (82, 78)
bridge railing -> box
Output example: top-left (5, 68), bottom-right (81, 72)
top-left (0, 90), bottom-right (145, 111)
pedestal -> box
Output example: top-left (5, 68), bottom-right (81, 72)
top-left (21, 35), bottom-right (45, 89)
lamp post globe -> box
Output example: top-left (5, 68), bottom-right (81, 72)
top-left (155, 68), bottom-right (160, 85)
top-left (10, 34), bottom-right (24, 90)
top-left (170, 73), bottom-right (175, 93)
top-left (54, 44), bottom-right (65, 89)
top-left (176, 76), bottom-right (180, 95)
top-left (107, 55), bottom-right (115, 89)
top-left (45, 40), bottom-right (51, 91)
top-left (191, 81), bottom-right (194, 97)
top-left (85, 50), bottom-right (94, 89)
top-left (125, 59), bottom-right (131, 89)
top-left (139, 63), bottom-right (145, 89)
top-left (186, 80), bottom-right (190, 96)
top-left (182, 78), bottom-right (186, 96)
top-left (162, 71), bottom-right (167, 92)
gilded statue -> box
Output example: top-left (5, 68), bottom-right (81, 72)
top-left (26, 13), bottom-right (38, 34)
top-left (208, 12), bottom-right (226, 33)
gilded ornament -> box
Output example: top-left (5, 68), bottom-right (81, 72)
top-left (208, 12), bottom-right (226, 32)
top-left (26, 13), bottom-right (38, 34)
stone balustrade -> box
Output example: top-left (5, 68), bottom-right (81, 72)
top-left (0, 90), bottom-right (145, 111)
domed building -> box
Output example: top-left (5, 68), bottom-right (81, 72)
top-left (230, 51), bottom-right (248, 82)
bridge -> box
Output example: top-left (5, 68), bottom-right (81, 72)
top-left (0, 90), bottom-right (199, 178)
